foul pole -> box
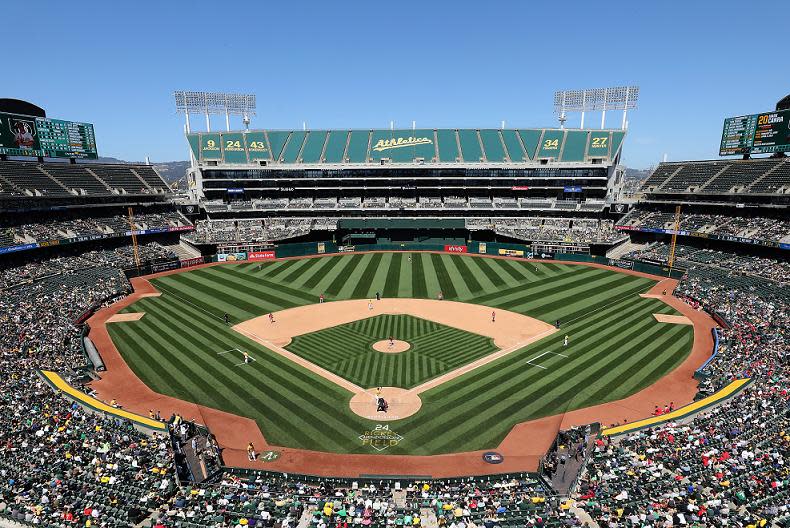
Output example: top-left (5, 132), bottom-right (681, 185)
top-left (128, 207), bottom-right (141, 272)
top-left (667, 205), bottom-right (681, 277)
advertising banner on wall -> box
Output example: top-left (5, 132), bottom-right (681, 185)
top-left (180, 256), bottom-right (205, 268)
top-left (317, 242), bottom-right (326, 254)
top-left (608, 258), bottom-right (634, 270)
top-left (151, 260), bottom-right (180, 273)
top-left (217, 252), bottom-right (248, 262)
top-left (444, 244), bottom-right (467, 253)
top-left (498, 248), bottom-right (524, 257)
top-left (248, 251), bottom-right (275, 261)
top-left (478, 242), bottom-right (487, 254)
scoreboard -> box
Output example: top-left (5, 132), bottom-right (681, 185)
top-left (0, 111), bottom-right (98, 159)
top-left (720, 109), bottom-right (790, 156)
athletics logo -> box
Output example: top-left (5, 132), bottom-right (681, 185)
top-left (259, 450), bottom-right (280, 462)
top-left (372, 136), bottom-right (432, 152)
top-left (359, 425), bottom-right (403, 451)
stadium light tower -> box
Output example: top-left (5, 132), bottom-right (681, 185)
top-left (173, 91), bottom-right (257, 133)
top-left (553, 86), bottom-right (639, 130)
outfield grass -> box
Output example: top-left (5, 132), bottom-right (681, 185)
top-left (108, 253), bottom-right (694, 455)
top-left (287, 314), bottom-right (498, 389)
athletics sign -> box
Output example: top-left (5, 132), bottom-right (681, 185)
top-left (372, 136), bottom-right (432, 152)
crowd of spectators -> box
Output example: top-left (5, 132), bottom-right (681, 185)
top-left (0, 242), bottom-right (177, 290)
top-left (0, 247), bottom-right (177, 526)
top-left (1, 218), bottom-right (788, 526)
top-left (150, 473), bottom-right (579, 528)
top-left (188, 218), bottom-right (335, 244)
top-left (618, 210), bottom-right (789, 244)
top-left (472, 218), bottom-right (623, 244)
top-left (0, 212), bottom-right (188, 249)
top-left (626, 243), bottom-right (789, 286)
top-left (573, 248), bottom-right (789, 526)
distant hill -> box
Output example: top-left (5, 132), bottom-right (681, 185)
top-left (87, 157), bottom-right (190, 189)
top-left (151, 161), bottom-right (190, 188)
top-left (624, 167), bottom-right (652, 180)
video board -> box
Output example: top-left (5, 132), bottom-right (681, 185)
top-left (720, 109), bottom-right (790, 155)
top-left (0, 111), bottom-right (98, 159)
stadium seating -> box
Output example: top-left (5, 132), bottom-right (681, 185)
top-left (660, 162), bottom-right (727, 191)
top-left (0, 224), bottom-right (787, 526)
top-left (705, 159), bottom-right (778, 193)
top-left (0, 161), bottom-right (171, 197)
top-left (0, 211), bottom-right (188, 249)
top-left (134, 166), bottom-right (171, 193)
top-left (619, 209), bottom-right (789, 244)
top-left (90, 165), bottom-right (163, 194)
top-left (574, 246), bottom-right (788, 525)
top-left (43, 163), bottom-right (111, 195)
top-left (642, 158), bottom-right (790, 195)
top-left (0, 161), bottom-right (71, 196)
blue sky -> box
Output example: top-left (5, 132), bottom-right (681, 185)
top-left (5, 0), bottom-right (788, 168)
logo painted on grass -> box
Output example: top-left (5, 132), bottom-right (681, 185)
top-left (259, 450), bottom-right (281, 462)
top-left (359, 424), bottom-right (403, 452)
top-left (482, 451), bottom-right (504, 464)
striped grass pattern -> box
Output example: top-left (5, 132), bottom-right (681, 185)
top-left (287, 314), bottom-right (498, 388)
top-left (109, 253), bottom-right (693, 455)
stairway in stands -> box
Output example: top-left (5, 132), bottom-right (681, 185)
top-left (606, 239), bottom-right (648, 259)
top-left (163, 241), bottom-right (201, 261)
top-left (419, 507), bottom-right (438, 528)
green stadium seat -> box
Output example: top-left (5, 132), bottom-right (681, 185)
top-left (560, 130), bottom-right (587, 162)
top-left (479, 129), bottom-right (506, 161)
top-left (346, 130), bottom-right (370, 162)
top-left (323, 131), bottom-right (349, 163)
top-left (517, 129), bottom-right (542, 159)
top-left (300, 131), bottom-right (328, 163)
top-left (436, 129), bottom-right (459, 162)
top-left (501, 129), bottom-right (526, 161)
top-left (280, 131), bottom-right (306, 163)
top-left (458, 129), bottom-right (483, 161)
top-left (610, 131), bottom-right (626, 157)
top-left (267, 131), bottom-right (291, 161)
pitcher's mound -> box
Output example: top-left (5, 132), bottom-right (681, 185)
top-left (349, 387), bottom-right (422, 421)
top-left (372, 340), bottom-right (410, 353)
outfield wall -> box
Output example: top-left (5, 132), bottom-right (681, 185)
top-left (194, 240), bottom-right (685, 279)
top-left (122, 239), bottom-right (685, 279)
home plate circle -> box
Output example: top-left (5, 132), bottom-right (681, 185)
top-left (372, 340), bottom-right (410, 353)
top-left (349, 387), bottom-right (422, 421)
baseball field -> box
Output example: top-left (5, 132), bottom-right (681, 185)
top-left (106, 252), bottom-right (693, 455)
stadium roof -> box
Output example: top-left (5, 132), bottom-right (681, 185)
top-left (187, 128), bottom-right (625, 166)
